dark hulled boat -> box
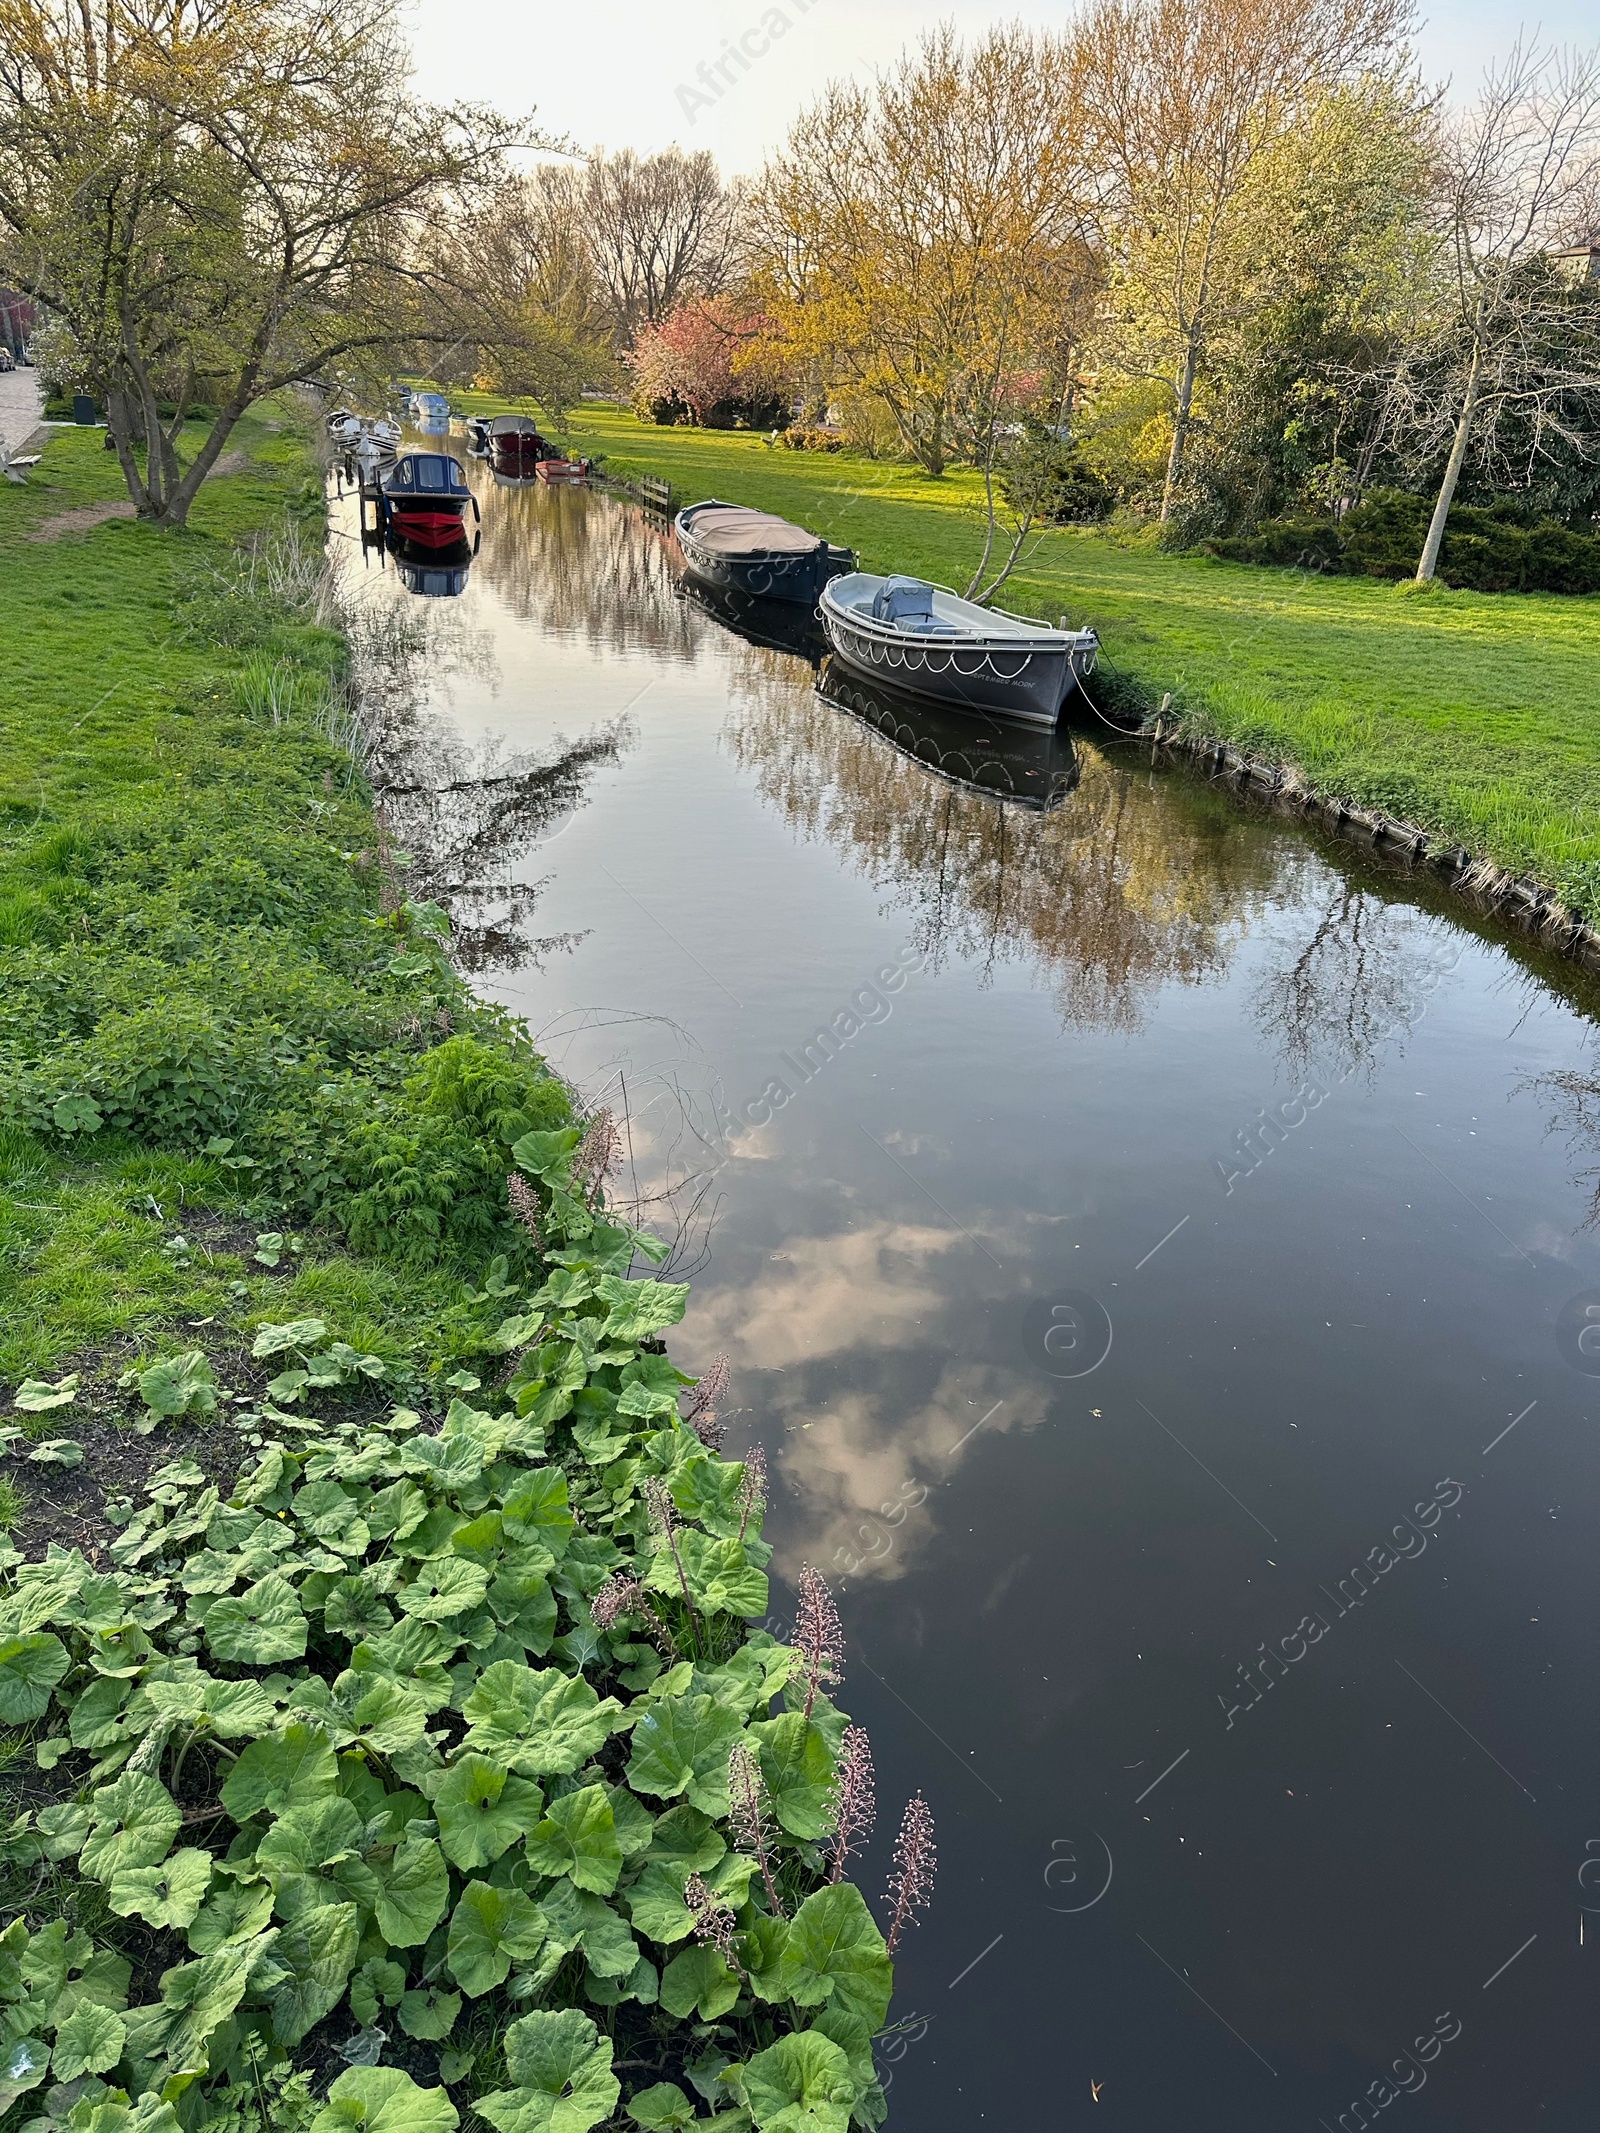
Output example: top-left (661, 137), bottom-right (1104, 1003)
top-left (488, 414), bottom-right (552, 472)
top-left (674, 499), bottom-right (855, 606)
top-left (380, 452), bottom-right (479, 550)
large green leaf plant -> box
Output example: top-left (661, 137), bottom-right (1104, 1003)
top-left (0, 1134), bottom-right (896, 2133)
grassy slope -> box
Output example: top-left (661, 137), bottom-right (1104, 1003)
top-left (0, 413), bottom-right (471, 1379)
top-left (561, 402), bottom-right (1600, 917)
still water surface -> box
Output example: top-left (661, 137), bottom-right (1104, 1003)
top-left (335, 461), bottom-right (1600, 2130)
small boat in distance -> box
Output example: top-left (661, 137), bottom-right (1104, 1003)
top-left (535, 458), bottom-right (587, 484)
top-left (819, 573), bottom-right (1098, 726)
top-left (675, 499), bottom-right (855, 606)
top-left (380, 451), bottom-right (479, 550)
top-left (487, 414), bottom-right (553, 471)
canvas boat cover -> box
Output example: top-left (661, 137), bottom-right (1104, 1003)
top-left (685, 505), bottom-right (822, 555)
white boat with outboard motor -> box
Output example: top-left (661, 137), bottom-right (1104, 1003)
top-left (819, 572), bottom-right (1099, 726)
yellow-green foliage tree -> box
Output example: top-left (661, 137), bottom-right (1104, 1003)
top-left (0, 0), bottom-right (515, 526)
top-left (1076, 0), bottom-right (1411, 519)
top-left (749, 25), bottom-right (1098, 478)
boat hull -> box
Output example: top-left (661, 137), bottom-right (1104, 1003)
top-left (675, 506), bottom-right (854, 606)
top-left (819, 585), bottom-right (1095, 727)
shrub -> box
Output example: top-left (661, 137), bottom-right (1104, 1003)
top-left (1207, 487), bottom-right (1600, 592)
top-left (781, 428), bottom-right (845, 453)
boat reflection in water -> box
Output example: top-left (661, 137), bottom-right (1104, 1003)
top-left (816, 658), bottom-right (1080, 810)
top-left (385, 527), bottom-right (478, 597)
top-left (679, 576), bottom-right (828, 667)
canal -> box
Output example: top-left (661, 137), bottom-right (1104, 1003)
top-left (334, 457), bottom-right (1600, 2131)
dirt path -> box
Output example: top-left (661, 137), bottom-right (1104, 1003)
top-left (27, 445), bottom-right (252, 539)
top-left (28, 499), bottom-right (137, 541)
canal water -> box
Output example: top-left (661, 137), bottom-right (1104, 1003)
top-left (333, 458), bottom-right (1600, 2131)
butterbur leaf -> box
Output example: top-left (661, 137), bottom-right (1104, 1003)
top-left (593, 1275), bottom-right (690, 1345)
top-left (509, 1128), bottom-right (583, 1186)
top-left (51, 1094), bottom-right (101, 1135)
top-left (27, 1438), bottom-right (84, 1467)
top-left (445, 1881), bottom-right (547, 1998)
top-left (626, 1696), bottom-right (745, 1815)
top-left (397, 1558), bottom-right (489, 1623)
top-left (0, 1632), bottom-right (69, 1722)
top-left (108, 1846), bottom-right (213, 1929)
top-left (12, 1375), bottom-right (79, 1413)
top-left (187, 1880), bottom-right (274, 1955)
top-left (749, 1713), bottom-right (837, 1839)
top-left (397, 1986), bottom-right (460, 2041)
top-left (774, 1885), bottom-right (893, 2029)
top-left (325, 1578), bottom-right (394, 1643)
top-left (135, 1351), bottom-right (217, 1419)
top-left (624, 1864), bottom-right (695, 1946)
top-left (266, 1901), bottom-right (360, 2045)
top-left (647, 1532), bottom-right (766, 1620)
top-left (537, 1882), bottom-right (638, 1978)
top-left (461, 1663), bottom-right (620, 1777)
top-left (311, 2066), bottom-right (459, 2133)
top-left (36, 1801), bottom-right (92, 1860)
top-left (659, 1944), bottom-right (741, 2022)
top-left (252, 1319), bottom-right (328, 1358)
top-left (220, 1721), bottom-right (338, 1820)
top-left (160, 1936), bottom-right (263, 2070)
top-left (80, 1772), bottom-right (181, 1882)
top-left (205, 1573), bottom-right (307, 1664)
top-left (350, 1956), bottom-right (407, 2025)
top-left (476, 2008), bottom-right (620, 2133)
top-left (434, 1755), bottom-right (543, 1871)
top-left (626, 2083), bottom-right (698, 2131)
top-left (0, 2034), bottom-right (49, 2114)
top-left (50, 2001), bottom-right (126, 2080)
top-left (522, 1785), bottom-right (624, 1895)
top-left (374, 1836), bottom-right (450, 1947)
top-left (499, 1470), bottom-right (575, 1556)
top-left (740, 2032), bottom-right (855, 2133)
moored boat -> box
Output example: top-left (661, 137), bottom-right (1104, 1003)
top-left (488, 414), bottom-right (552, 469)
top-left (819, 573), bottom-right (1098, 726)
top-left (380, 451), bottom-right (479, 550)
top-left (534, 458), bottom-right (587, 484)
top-left (674, 499), bottom-right (855, 606)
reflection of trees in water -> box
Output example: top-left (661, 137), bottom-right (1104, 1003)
top-left (471, 476), bottom-right (697, 661)
top-left (1530, 1067), bottom-right (1600, 1229)
top-left (381, 722), bottom-right (633, 972)
top-left (723, 673), bottom-right (1281, 1031)
top-left (1252, 885), bottom-right (1454, 1083)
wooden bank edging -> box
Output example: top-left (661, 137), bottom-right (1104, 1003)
top-left (1132, 707), bottom-right (1600, 976)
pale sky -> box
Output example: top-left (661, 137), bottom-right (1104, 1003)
top-left (402, 0), bottom-right (1597, 177)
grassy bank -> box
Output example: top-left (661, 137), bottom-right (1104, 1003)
top-left (0, 407), bottom-right (571, 1389)
top-left (0, 405), bottom-right (903, 2133)
top-left (562, 402), bottom-right (1600, 921)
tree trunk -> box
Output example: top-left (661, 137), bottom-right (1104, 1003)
top-left (1160, 332), bottom-right (1200, 523)
top-left (1414, 342), bottom-right (1483, 585)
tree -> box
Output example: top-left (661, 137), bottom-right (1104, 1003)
top-left (0, 0), bottom-right (517, 527)
top-left (424, 164), bottom-right (617, 414)
top-left (624, 296), bottom-right (786, 427)
top-left (1176, 77), bottom-right (1439, 530)
top-left (1078, 0), bottom-right (1411, 519)
top-left (1406, 41), bottom-right (1600, 582)
top-left (579, 147), bottom-right (742, 344)
top-left (750, 26), bottom-right (1097, 479)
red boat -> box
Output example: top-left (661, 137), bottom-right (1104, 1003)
top-left (535, 459), bottom-right (588, 484)
top-left (488, 414), bottom-right (551, 471)
top-left (380, 452), bottom-right (479, 550)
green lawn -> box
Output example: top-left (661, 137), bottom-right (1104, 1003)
top-left (562, 402), bottom-right (1600, 919)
